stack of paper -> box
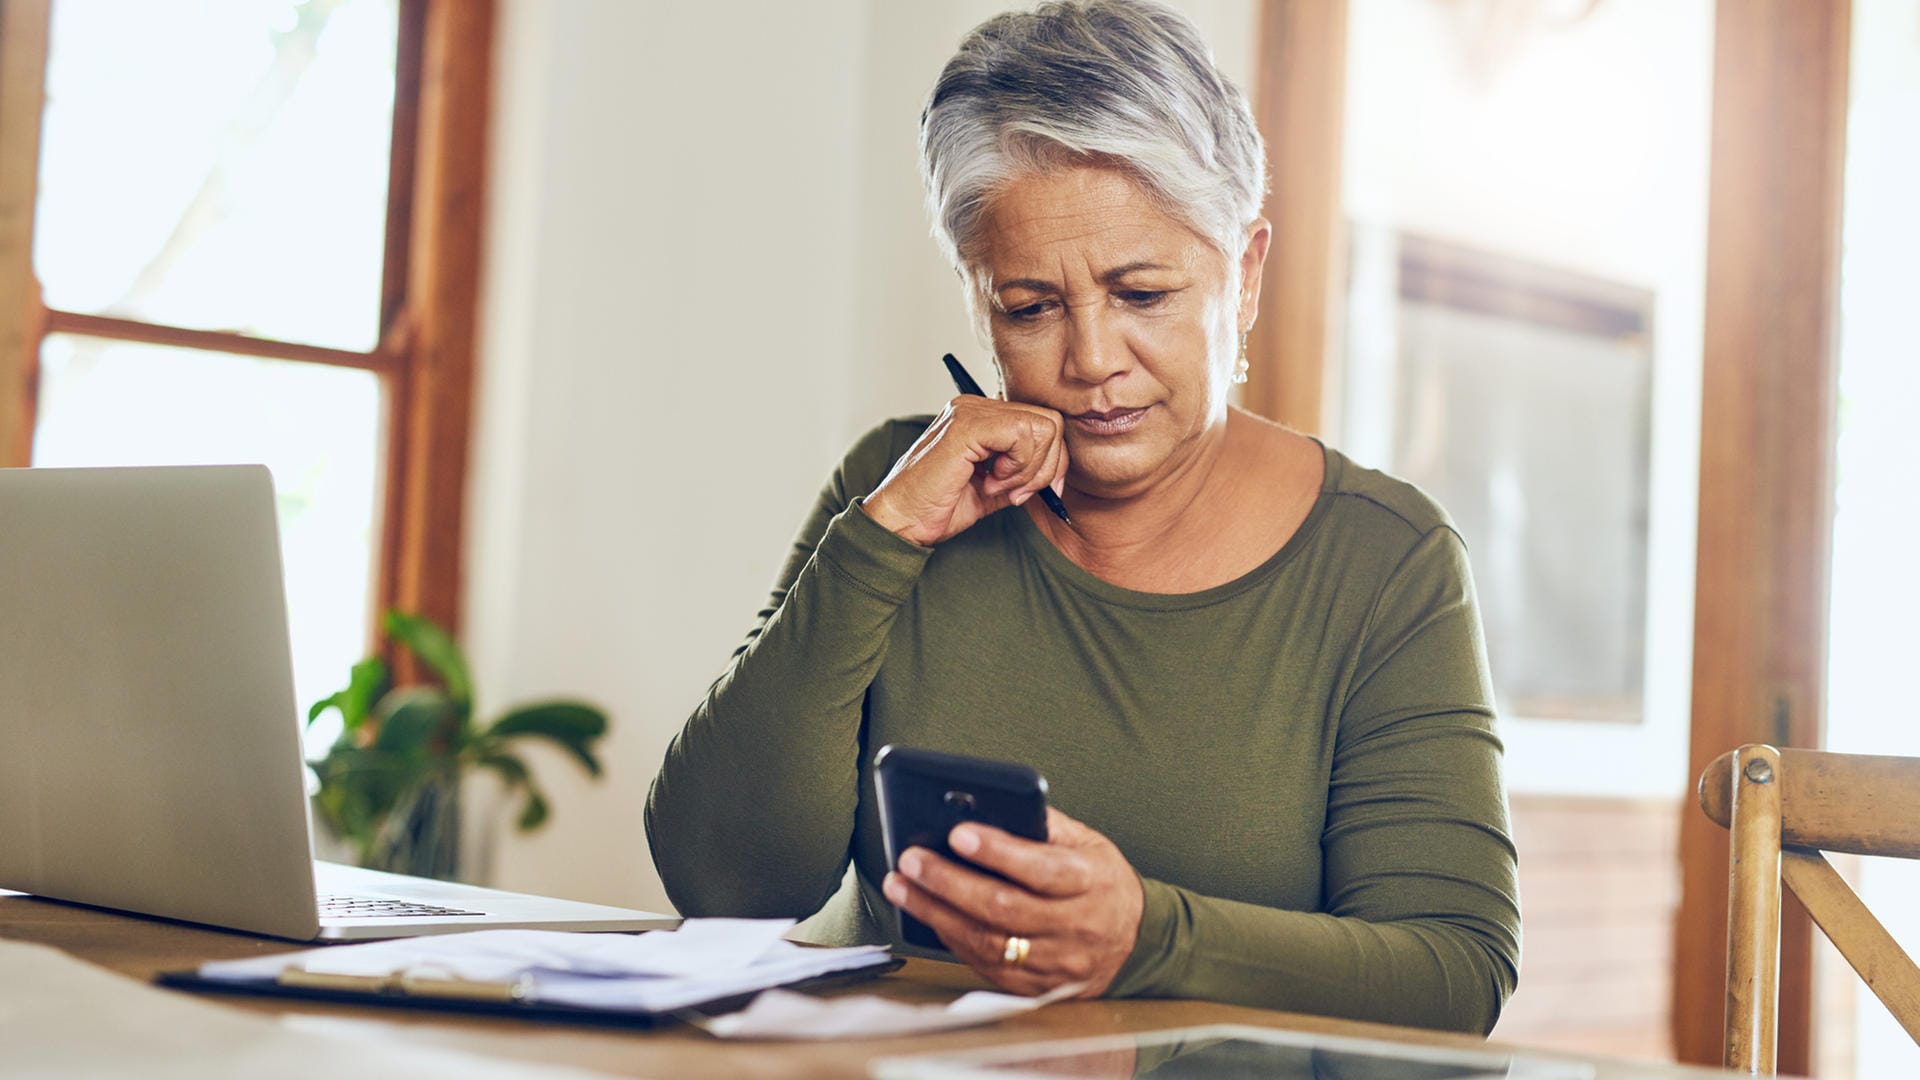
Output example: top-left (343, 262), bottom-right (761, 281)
top-left (197, 918), bottom-right (892, 1013)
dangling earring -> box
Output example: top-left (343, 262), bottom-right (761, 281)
top-left (1231, 331), bottom-right (1250, 385)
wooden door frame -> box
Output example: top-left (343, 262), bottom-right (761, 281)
top-left (1672, 0), bottom-right (1853, 1071)
top-left (1244, 0), bottom-right (1346, 435)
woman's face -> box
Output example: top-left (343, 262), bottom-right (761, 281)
top-left (974, 166), bottom-right (1268, 501)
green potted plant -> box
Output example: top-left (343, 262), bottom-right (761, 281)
top-left (306, 610), bottom-right (608, 881)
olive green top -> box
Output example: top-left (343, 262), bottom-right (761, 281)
top-left (646, 418), bottom-right (1520, 1033)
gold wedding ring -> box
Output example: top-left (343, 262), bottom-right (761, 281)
top-left (1002, 934), bottom-right (1031, 967)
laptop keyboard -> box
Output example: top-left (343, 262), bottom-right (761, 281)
top-left (318, 894), bottom-right (487, 919)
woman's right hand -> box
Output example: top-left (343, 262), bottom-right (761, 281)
top-left (861, 396), bottom-right (1068, 547)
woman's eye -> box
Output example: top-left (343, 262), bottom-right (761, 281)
top-left (1006, 301), bottom-right (1053, 321)
top-left (1118, 290), bottom-right (1168, 308)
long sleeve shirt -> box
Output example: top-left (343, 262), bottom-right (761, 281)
top-left (645, 417), bottom-right (1521, 1033)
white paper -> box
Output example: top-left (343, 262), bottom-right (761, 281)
top-left (581, 917), bottom-right (797, 977)
top-left (198, 918), bottom-right (801, 984)
top-left (195, 919), bottom-right (893, 1017)
top-left (525, 941), bottom-right (892, 1013)
top-left (694, 981), bottom-right (1084, 1040)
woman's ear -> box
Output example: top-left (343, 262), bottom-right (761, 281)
top-left (1237, 218), bottom-right (1273, 332)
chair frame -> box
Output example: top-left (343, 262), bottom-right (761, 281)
top-left (1699, 744), bottom-right (1920, 1073)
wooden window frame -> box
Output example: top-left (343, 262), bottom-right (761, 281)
top-left (0, 0), bottom-right (49, 468)
top-left (0, 0), bottom-right (491, 660)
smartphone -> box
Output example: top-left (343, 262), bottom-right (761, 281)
top-left (873, 744), bottom-right (1049, 952)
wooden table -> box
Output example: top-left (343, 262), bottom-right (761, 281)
top-left (0, 893), bottom-right (1730, 1079)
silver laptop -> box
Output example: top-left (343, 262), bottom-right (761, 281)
top-left (0, 464), bottom-right (677, 941)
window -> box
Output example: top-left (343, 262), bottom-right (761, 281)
top-left (0, 0), bottom-right (489, 735)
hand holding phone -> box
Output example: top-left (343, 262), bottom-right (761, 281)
top-left (873, 744), bottom-right (1049, 951)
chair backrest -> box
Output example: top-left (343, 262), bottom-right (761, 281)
top-left (1697, 744), bottom-right (1920, 1074)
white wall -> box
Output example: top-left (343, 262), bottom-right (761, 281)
top-left (465, 0), bottom-right (1256, 912)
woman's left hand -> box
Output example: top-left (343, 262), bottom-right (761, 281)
top-left (881, 806), bottom-right (1144, 997)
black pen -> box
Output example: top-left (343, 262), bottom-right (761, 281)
top-left (941, 354), bottom-right (1073, 527)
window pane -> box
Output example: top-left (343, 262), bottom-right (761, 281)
top-left (1338, 0), bottom-right (1712, 745)
top-left (34, 0), bottom-right (399, 351)
top-left (31, 335), bottom-right (383, 753)
top-left (1369, 238), bottom-right (1652, 725)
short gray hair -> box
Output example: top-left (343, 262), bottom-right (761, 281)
top-left (919, 0), bottom-right (1267, 299)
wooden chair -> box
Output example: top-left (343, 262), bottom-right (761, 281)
top-left (1698, 744), bottom-right (1920, 1073)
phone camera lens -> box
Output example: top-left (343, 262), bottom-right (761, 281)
top-left (942, 790), bottom-right (976, 815)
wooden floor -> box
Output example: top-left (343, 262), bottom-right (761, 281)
top-left (1492, 794), bottom-right (1683, 1061)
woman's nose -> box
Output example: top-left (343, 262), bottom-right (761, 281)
top-left (1061, 308), bottom-right (1131, 385)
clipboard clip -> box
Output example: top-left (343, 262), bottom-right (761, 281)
top-left (277, 967), bottom-right (530, 1003)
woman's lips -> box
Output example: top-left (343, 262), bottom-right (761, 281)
top-left (1068, 406), bottom-right (1148, 436)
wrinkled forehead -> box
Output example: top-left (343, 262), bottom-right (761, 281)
top-left (969, 168), bottom-right (1223, 289)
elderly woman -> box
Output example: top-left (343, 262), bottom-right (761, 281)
top-left (646, 0), bottom-right (1519, 1034)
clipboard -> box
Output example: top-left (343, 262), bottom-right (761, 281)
top-left (155, 955), bottom-right (905, 1029)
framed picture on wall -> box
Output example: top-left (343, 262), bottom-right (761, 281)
top-left (1340, 229), bottom-right (1654, 724)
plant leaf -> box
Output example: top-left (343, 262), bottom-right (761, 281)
top-left (475, 752), bottom-right (549, 831)
top-left (309, 747), bottom-right (413, 856)
top-left (488, 701), bottom-right (605, 741)
top-left (475, 752), bottom-right (530, 788)
top-left (307, 691), bottom-right (340, 727)
top-left (486, 702), bottom-right (606, 777)
top-left (383, 610), bottom-right (472, 707)
top-left (373, 686), bottom-right (459, 757)
top-left (343, 657), bottom-right (388, 728)
top-left (516, 786), bottom-right (550, 830)
top-left (307, 657), bottom-right (388, 730)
